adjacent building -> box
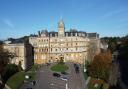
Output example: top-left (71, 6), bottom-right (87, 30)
top-left (29, 20), bottom-right (101, 64)
top-left (3, 43), bottom-right (33, 70)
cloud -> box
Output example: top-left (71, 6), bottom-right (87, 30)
top-left (98, 9), bottom-right (126, 21)
top-left (3, 19), bottom-right (15, 29)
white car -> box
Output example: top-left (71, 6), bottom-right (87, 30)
top-left (60, 77), bottom-right (68, 81)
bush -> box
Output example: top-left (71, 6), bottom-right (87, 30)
top-left (103, 83), bottom-right (109, 89)
top-left (2, 64), bottom-right (19, 82)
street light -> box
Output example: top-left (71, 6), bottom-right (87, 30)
top-left (84, 54), bottom-right (87, 73)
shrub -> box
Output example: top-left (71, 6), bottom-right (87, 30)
top-left (2, 64), bottom-right (19, 82)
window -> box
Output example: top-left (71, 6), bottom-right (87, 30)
top-left (75, 33), bottom-right (77, 36)
top-left (76, 47), bottom-right (77, 51)
top-left (60, 48), bottom-right (63, 51)
top-left (56, 49), bottom-right (57, 51)
top-left (76, 43), bottom-right (77, 45)
top-left (66, 33), bottom-right (68, 36)
top-left (51, 48), bottom-right (52, 52)
top-left (46, 48), bottom-right (48, 52)
top-left (34, 55), bottom-right (37, 60)
top-left (71, 43), bottom-right (73, 46)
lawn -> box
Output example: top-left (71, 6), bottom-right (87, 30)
top-left (51, 64), bottom-right (69, 72)
top-left (6, 71), bottom-right (25, 89)
top-left (83, 71), bottom-right (88, 80)
top-left (6, 65), bottom-right (39, 89)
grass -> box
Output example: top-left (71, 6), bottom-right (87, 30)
top-left (51, 63), bottom-right (69, 72)
top-left (6, 72), bottom-right (25, 89)
top-left (6, 65), bottom-right (39, 89)
top-left (83, 71), bottom-right (88, 80)
top-left (83, 62), bottom-right (89, 80)
top-left (29, 64), bottom-right (39, 71)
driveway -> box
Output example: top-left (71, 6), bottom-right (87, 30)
top-left (32, 62), bottom-right (87, 89)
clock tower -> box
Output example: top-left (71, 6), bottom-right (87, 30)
top-left (58, 19), bottom-right (65, 37)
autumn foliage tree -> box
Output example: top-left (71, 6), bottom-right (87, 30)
top-left (88, 50), bottom-right (112, 81)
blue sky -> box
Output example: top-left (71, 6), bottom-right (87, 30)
top-left (0, 0), bottom-right (128, 40)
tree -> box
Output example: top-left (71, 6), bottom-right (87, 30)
top-left (0, 40), bottom-right (3, 45)
top-left (2, 64), bottom-right (19, 82)
top-left (58, 57), bottom-right (65, 65)
top-left (0, 45), bottom-right (14, 84)
top-left (18, 61), bottom-right (22, 71)
top-left (88, 50), bottom-right (112, 81)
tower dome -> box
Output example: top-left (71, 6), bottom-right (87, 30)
top-left (58, 19), bottom-right (65, 37)
top-left (58, 19), bottom-right (65, 28)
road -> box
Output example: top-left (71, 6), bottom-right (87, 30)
top-left (33, 62), bottom-right (87, 89)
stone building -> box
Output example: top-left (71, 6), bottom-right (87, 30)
top-left (29, 20), bottom-right (100, 64)
top-left (3, 43), bottom-right (33, 70)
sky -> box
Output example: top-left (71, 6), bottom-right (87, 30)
top-left (0, 0), bottom-right (128, 40)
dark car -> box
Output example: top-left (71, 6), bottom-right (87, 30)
top-left (75, 66), bottom-right (79, 73)
top-left (53, 73), bottom-right (61, 77)
top-left (26, 88), bottom-right (32, 89)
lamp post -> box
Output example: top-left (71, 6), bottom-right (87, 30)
top-left (83, 57), bottom-right (86, 72)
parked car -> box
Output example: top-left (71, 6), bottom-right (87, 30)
top-left (60, 76), bottom-right (68, 81)
top-left (26, 87), bottom-right (32, 89)
top-left (53, 73), bottom-right (61, 77)
top-left (75, 66), bottom-right (79, 73)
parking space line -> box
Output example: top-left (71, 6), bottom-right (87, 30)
top-left (49, 81), bottom-right (66, 87)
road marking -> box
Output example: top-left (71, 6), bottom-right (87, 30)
top-left (77, 86), bottom-right (80, 89)
top-left (66, 83), bottom-right (68, 89)
top-left (49, 82), bottom-right (65, 87)
top-left (50, 83), bottom-right (54, 86)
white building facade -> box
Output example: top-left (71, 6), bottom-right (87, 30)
top-left (29, 20), bottom-right (100, 64)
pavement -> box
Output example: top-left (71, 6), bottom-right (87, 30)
top-left (19, 62), bottom-right (87, 89)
